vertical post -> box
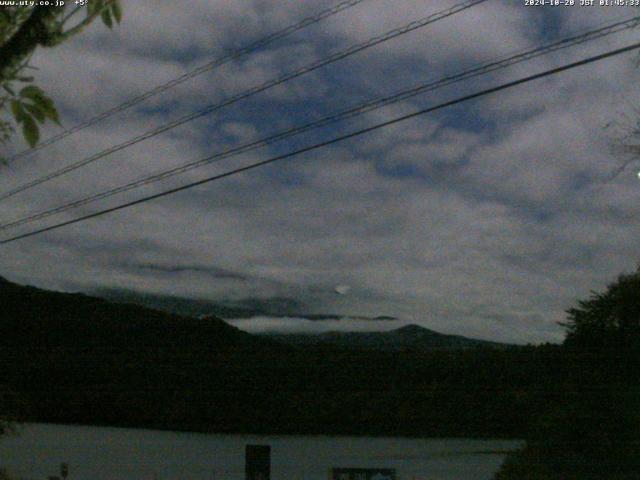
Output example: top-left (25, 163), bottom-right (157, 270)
top-left (245, 444), bottom-right (271, 480)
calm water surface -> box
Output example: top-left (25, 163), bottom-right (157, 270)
top-left (0, 423), bottom-right (521, 480)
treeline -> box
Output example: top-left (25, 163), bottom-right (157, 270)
top-left (0, 276), bottom-right (551, 437)
top-left (0, 277), bottom-right (584, 438)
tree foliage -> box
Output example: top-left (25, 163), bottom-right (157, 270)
top-left (495, 266), bottom-right (640, 480)
top-left (562, 266), bottom-right (640, 351)
top-left (0, 1), bottom-right (123, 155)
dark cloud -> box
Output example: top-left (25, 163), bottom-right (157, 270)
top-left (132, 262), bottom-right (249, 281)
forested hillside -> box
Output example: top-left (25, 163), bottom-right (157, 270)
top-left (1, 276), bottom-right (560, 438)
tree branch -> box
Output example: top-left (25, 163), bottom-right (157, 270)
top-left (57, 0), bottom-right (115, 42)
top-left (0, 6), bottom-right (64, 81)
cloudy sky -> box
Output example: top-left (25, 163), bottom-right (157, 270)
top-left (1, 0), bottom-right (639, 344)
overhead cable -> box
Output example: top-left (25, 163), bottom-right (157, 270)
top-left (4, 0), bottom-right (370, 163)
top-left (2, 40), bottom-right (639, 245)
top-left (2, 14), bottom-right (638, 231)
top-left (0, 0), bottom-right (488, 202)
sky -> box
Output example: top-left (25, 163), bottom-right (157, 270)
top-left (1, 0), bottom-right (639, 344)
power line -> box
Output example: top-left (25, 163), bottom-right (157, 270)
top-left (2, 40), bottom-right (639, 246)
top-left (0, 0), bottom-right (488, 202)
top-left (2, 14), bottom-right (638, 232)
top-left (4, 0), bottom-right (370, 163)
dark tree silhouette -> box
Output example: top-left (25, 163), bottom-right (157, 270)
top-left (562, 266), bottom-right (640, 352)
top-left (495, 266), bottom-right (640, 480)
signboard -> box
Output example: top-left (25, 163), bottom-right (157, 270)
top-left (246, 444), bottom-right (271, 480)
top-left (331, 468), bottom-right (396, 480)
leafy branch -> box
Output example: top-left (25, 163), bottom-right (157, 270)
top-left (10, 85), bottom-right (60, 148)
top-left (0, 1), bottom-right (123, 159)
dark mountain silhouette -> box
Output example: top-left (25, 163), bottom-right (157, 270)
top-left (0, 275), bottom-right (557, 438)
top-left (265, 324), bottom-right (509, 351)
top-left (0, 277), bottom-right (274, 353)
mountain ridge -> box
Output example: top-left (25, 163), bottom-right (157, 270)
top-left (262, 323), bottom-right (510, 351)
top-left (0, 274), bottom-right (546, 438)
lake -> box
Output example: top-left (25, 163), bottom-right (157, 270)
top-left (0, 423), bottom-right (521, 480)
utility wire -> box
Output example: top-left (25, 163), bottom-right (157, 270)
top-left (2, 15), bottom-right (638, 232)
top-left (4, 0), bottom-right (370, 163)
top-left (2, 40), bottom-right (639, 246)
top-left (0, 0), bottom-right (488, 202)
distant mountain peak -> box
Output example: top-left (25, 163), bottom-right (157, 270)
top-left (394, 324), bottom-right (442, 336)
